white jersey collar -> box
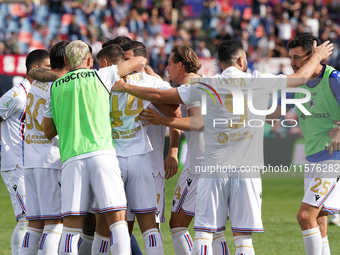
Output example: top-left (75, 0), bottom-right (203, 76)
top-left (221, 66), bottom-right (243, 76)
top-left (20, 78), bottom-right (31, 91)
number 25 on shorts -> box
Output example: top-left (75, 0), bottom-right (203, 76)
top-left (310, 178), bottom-right (330, 196)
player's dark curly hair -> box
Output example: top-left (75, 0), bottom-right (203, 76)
top-left (218, 40), bottom-right (244, 66)
top-left (102, 36), bottom-right (132, 51)
top-left (171, 45), bottom-right (201, 74)
top-left (288, 34), bottom-right (321, 55)
top-left (50, 40), bottom-right (69, 70)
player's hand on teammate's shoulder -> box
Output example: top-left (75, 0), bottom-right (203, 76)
top-left (313, 40), bottom-right (334, 61)
top-left (144, 66), bottom-right (158, 77)
top-left (326, 121), bottom-right (340, 155)
top-left (139, 107), bottom-right (163, 126)
top-left (111, 79), bottom-right (127, 92)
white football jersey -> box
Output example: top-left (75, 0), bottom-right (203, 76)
top-left (146, 105), bottom-right (167, 177)
top-left (178, 67), bottom-right (287, 171)
top-left (181, 103), bottom-right (205, 174)
top-left (0, 79), bottom-right (31, 171)
top-left (24, 81), bottom-right (61, 169)
top-left (110, 72), bottom-right (171, 157)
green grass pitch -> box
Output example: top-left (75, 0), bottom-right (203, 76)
top-left (1, 174), bottom-right (340, 254)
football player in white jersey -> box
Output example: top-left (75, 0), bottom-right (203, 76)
top-left (19, 41), bottom-right (69, 255)
top-left (140, 45), bottom-right (222, 255)
top-left (0, 49), bottom-right (50, 255)
top-left (42, 40), bottom-right (147, 255)
top-left (94, 43), bottom-right (179, 255)
top-left (111, 39), bottom-right (334, 255)
top-left (127, 41), bottom-right (181, 233)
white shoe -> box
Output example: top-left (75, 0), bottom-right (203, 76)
top-left (328, 214), bottom-right (340, 226)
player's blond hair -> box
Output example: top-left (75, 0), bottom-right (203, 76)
top-left (65, 40), bottom-right (90, 69)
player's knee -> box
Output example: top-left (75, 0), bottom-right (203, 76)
top-left (297, 210), bottom-right (310, 226)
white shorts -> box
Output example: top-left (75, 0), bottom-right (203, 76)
top-left (194, 174), bottom-right (263, 233)
top-left (303, 160), bottom-right (340, 214)
top-left (118, 153), bottom-right (157, 214)
top-left (171, 169), bottom-right (199, 217)
top-left (126, 175), bottom-right (165, 223)
top-left (61, 154), bottom-right (127, 217)
top-left (154, 175), bottom-right (165, 223)
top-left (1, 167), bottom-right (26, 221)
top-left (25, 168), bottom-right (61, 220)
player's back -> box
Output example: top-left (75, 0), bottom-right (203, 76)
top-left (182, 67), bottom-right (286, 170)
top-left (24, 81), bottom-right (61, 169)
top-left (110, 72), bottom-right (171, 157)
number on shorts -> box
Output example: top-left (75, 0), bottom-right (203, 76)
top-left (310, 178), bottom-right (330, 196)
top-left (110, 94), bottom-right (143, 127)
top-left (157, 194), bottom-right (161, 205)
top-left (174, 186), bottom-right (181, 200)
top-left (26, 93), bottom-right (46, 131)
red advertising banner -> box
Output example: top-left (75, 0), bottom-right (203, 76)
top-left (198, 57), bottom-right (219, 77)
top-left (0, 55), bottom-right (27, 76)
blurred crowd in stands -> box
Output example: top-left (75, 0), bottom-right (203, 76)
top-left (1, 0), bottom-right (339, 137)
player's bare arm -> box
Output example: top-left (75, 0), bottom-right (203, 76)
top-left (164, 127), bottom-right (181, 180)
top-left (43, 117), bottom-right (58, 139)
top-left (113, 79), bottom-right (184, 104)
top-left (140, 106), bottom-right (203, 131)
top-left (144, 66), bottom-right (158, 77)
top-left (28, 68), bottom-right (60, 82)
top-left (152, 103), bottom-right (181, 118)
top-left (286, 41), bottom-right (333, 87)
top-left (117, 56), bottom-right (147, 77)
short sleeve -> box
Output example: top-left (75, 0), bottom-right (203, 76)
top-left (97, 65), bottom-right (120, 91)
top-left (186, 101), bottom-right (201, 110)
top-left (0, 86), bottom-right (24, 120)
top-left (177, 83), bottom-right (201, 106)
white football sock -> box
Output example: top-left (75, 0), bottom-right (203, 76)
top-left (321, 236), bottom-right (331, 255)
top-left (78, 232), bottom-right (93, 255)
top-left (12, 218), bottom-right (28, 255)
top-left (170, 227), bottom-right (193, 254)
top-left (213, 232), bottom-right (229, 255)
top-left (192, 231), bottom-right (213, 255)
top-left (302, 227), bottom-right (322, 255)
top-left (59, 227), bottom-right (81, 255)
top-left (109, 221), bottom-right (130, 255)
top-left (92, 232), bottom-right (110, 255)
top-left (233, 235), bottom-right (255, 255)
top-left (20, 226), bottom-right (43, 255)
top-left (142, 228), bottom-right (164, 255)
top-left (38, 224), bottom-right (63, 255)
